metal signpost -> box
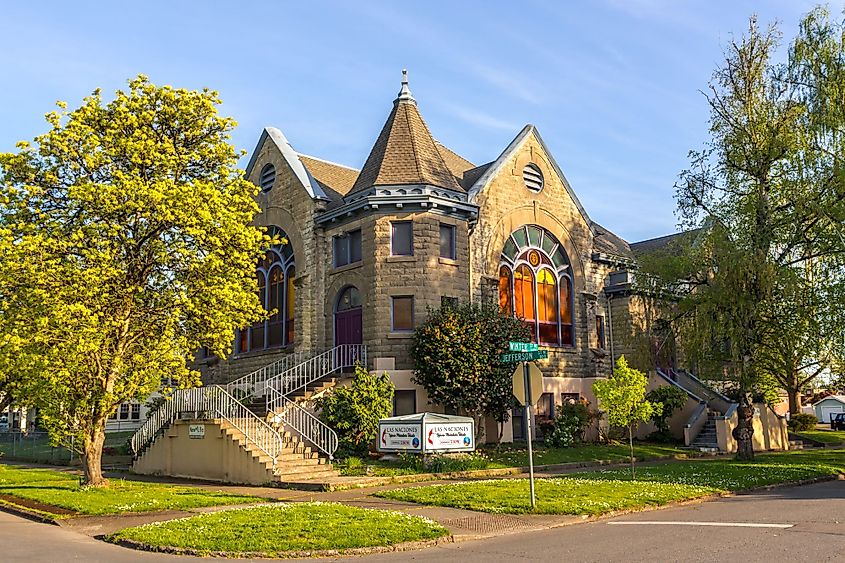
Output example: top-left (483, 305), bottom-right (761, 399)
top-left (502, 341), bottom-right (544, 509)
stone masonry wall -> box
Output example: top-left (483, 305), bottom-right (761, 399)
top-left (469, 129), bottom-right (615, 380)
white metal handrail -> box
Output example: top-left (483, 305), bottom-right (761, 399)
top-left (263, 344), bottom-right (366, 398)
top-left (267, 386), bottom-right (339, 458)
top-left (225, 350), bottom-right (310, 400)
top-left (131, 386), bottom-right (284, 466)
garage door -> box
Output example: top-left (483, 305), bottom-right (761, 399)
top-left (820, 405), bottom-right (844, 423)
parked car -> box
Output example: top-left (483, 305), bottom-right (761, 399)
top-left (831, 412), bottom-right (845, 431)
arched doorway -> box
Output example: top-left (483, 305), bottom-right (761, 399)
top-left (334, 286), bottom-right (363, 347)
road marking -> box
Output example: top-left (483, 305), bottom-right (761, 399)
top-left (608, 521), bottom-right (793, 529)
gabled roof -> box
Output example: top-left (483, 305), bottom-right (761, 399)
top-left (466, 125), bottom-right (591, 226)
top-left (298, 154), bottom-right (359, 196)
top-left (592, 222), bottom-right (634, 260)
top-left (245, 127), bottom-right (328, 201)
top-left (434, 140), bottom-right (476, 186)
top-left (630, 229), bottom-right (702, 257)
top-left (349, 72), bottom-right (464, 195)
top-left (814, 395), bottom-right (845, 406)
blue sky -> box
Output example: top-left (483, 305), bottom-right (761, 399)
top-left (0, 1), bottom-right (837, 242)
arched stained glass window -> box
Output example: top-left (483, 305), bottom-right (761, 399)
top-left (498, 225), bottom-right (575, 347)
top-left (498, 266), bottom-right (512, 314)
top-left (238, 227), bottom-right (296, 352)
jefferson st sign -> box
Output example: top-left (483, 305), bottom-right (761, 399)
top-left (500, 349), bottom-right (548, 363)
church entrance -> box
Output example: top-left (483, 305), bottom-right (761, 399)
top-left (334, 286), bottom-right (363, 346)
top-left (334, 286), bottom-right (363, 370)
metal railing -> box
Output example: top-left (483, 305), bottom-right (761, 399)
top-left (131, 386), bottom-right (283, 466)
top-left (132, 345), bottom-right (365, 465)
top-left (263, 344), bottom-right (366, 398)
top-left (267, 387), bottom-right (338, 458)
top-left (224, 350), bottom-right (311, 401)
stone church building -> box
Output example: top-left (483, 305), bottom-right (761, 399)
top-left (199, 71), bottom-right (662, 442)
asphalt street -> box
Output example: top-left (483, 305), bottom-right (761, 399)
top-left (0, 480), bottom-right (842, 562)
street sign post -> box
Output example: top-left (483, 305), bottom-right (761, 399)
top-left (501, 346), bottom-right (545, 510)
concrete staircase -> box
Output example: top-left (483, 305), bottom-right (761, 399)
top-left (690, 413), bottom-right (719, 451)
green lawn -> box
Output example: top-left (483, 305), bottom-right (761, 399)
top-left (108, 503), bottom-right (449, 556)
top-left (376, 449), bottom-right (845, 515)
top-left (338, 442), bottom-right (689, 477)
top-left (483, 443), bottom-right (689, 468)
top-left (792, 430), bottom-right (845, 445)
top-left (377, 477), bottom-right (717, 515)
top-left (0, 464), bottom-right (262, 518)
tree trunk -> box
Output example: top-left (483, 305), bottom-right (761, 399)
top-left (628, 424), bottom-right (636, 480)
top-left (787, 386), bottom-right (802, 416)
top-left (732, 404), bottom-right (755, 461)
top-left (81, 419), bottom-right (108, 487)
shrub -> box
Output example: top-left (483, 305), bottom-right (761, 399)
top-left (411, 301), bottom-right (530, 438)
top-left (316, 364), bottom-right (394, 456)
top-left (543, 401), bottom-right (595, 448)
top-left (646, 385), bottom-right (689, 435)
top-left (787, 412), bottom-right (817, 432)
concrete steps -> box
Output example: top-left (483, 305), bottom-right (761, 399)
top-left (691, 415), bottom-right (719, 450)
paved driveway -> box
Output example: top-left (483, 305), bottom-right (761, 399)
top-left (1, 480), bottom-right (843, 562)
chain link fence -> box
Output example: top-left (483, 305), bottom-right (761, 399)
top-left (0, 431), bottom-right (75, 464)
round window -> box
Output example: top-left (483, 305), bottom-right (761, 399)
top-left (523, 163), bottom-right (544, 193)
top-left (259, 163), bottom-right (276, 192)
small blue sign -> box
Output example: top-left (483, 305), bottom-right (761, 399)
top-left (412, 437), bottom-right (420, 448)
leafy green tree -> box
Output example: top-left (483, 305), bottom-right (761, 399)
top-left (0, 76), bottom-right (266, 485)
top-left (317, 364), bottom-right (394, 456)
top-left (410, 301), bottom-right (530, 442)
top-left (645, 385), bottom-right (689, 438)
top-left (593, 356), bottom-right (660, 478)
top-left (665, 11), bottom-right (845, 459)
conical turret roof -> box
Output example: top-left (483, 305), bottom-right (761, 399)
top-left (349, 70), bottom-right (463, 194)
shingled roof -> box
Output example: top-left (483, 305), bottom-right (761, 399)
top-left (349, 71), bottom-right (464, 195)
top-left (298, 154), bottom-right (359, 196)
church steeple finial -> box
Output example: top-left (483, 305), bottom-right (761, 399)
top-left (395, 69), bottom-right (416, 105)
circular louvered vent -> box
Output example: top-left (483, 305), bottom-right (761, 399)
top-left (522, 163), bottom-right (544, 192)
top-left (259, 163), bottom-right (276, 192)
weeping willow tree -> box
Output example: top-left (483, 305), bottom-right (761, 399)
top-left (668, 9), bottom-right (845, 459)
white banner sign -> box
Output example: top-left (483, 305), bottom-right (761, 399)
top-left (188, 424), bottom-right (205, 439)
top-left (378, 423), bottom-right (422, 452)
top-left (425, 423), bottom-right (474, 452)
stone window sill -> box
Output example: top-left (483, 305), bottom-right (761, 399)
top-left (387, 255), bottom-right (415, 263)
top-left (438, 257), bottom-right (459, 266)
top-left (387, 331), bottom-right (414, 339)
top-left (331, 261), bottom-right (363, 274)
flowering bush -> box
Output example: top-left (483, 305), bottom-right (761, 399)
top-left (542, 401), bottom-right (595, 447)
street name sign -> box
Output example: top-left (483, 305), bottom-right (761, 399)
top-left (508, 341), bottom-right (539, 353)
top-left (500, 350), bottom-right (548, 363)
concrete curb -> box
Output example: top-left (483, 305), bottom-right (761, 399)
top-left (0, 499), bottom-right (62, 526)
top-left (109, 534), bottom-right (455, 559)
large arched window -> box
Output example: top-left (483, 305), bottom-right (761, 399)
top-left (239, 226), bottom-right (296, 352)
top-left (498, 225), bottom-right (575, 347)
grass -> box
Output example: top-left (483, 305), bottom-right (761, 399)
top-left (376, 449), bottom-right (845, 515)
top-left (108, 503), bottom-right (449, 556)
top-left (0, 464), bottom-right (262, 518)
top-left (377, 477), bottom-right (717, 515)
top-left (337, 442), bottom-right (689, 477)
top-left (482, 442), bottom-right (689, 468)
top-left (791, 429), bottom-right (845, 445)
